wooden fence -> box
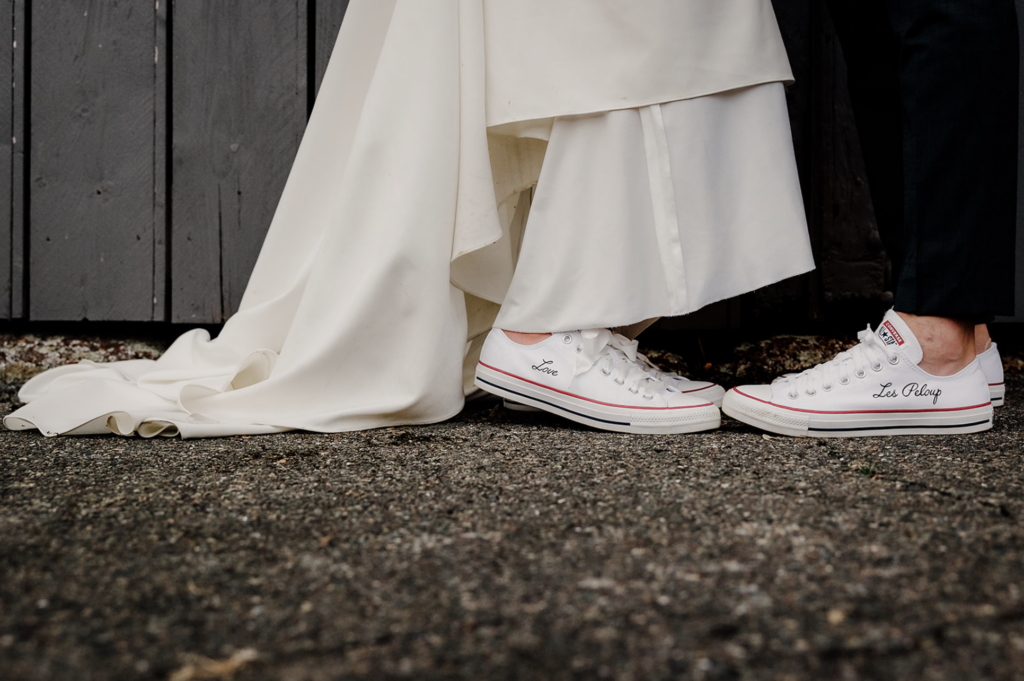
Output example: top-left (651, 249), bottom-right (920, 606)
top-left (1, 1), bottom-right (1022, 326)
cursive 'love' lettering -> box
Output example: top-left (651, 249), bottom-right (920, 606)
top-left (532, 359), bottom-right (558, 376)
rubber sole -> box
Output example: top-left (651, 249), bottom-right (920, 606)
top-left (722, 388), bottom-right (993, 438)
top-left (475, 363), bottom-right (720, 435)
top-left (506, 383), bottom-right (724, 412)
top-left (991, 383), bottom-right (1005, 408)
top-left (503, 398), bottom-right (543, 413)
top-left (680, 384), bottom-right (725, 408)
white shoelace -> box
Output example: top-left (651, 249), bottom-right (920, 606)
top-left (635, 351), bottom-right (687, 383)
top-left (577, 330), bottom-right (672, 400)
top-left (774, 325), bottom-right (900, 398)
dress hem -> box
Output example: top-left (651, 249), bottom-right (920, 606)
top-left (490, 263), bottom-right (816, 335)
top-left (484, 77), bottom-right (794, 130)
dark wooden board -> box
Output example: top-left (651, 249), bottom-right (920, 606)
top-left (152, 0), bottom-right (168, 321)
top-left (748, 1), bottom-right (885, 325)
top-left (11, 0), bottom-right (25, 319)
top-left (171, 0), bottom-right (307, 323)
top-left (1009, 0), bottom-right (1024, 321)
top-left (813, 4), bottom-right (885, 311)
top-left (0, 0), bottom-right (26, 320)
top-left (313, 0), bottom-right (349, 100)
top-left (0, 2), bottom-right (14, 318)
top-left (29, 0), bottom-right (158, 320)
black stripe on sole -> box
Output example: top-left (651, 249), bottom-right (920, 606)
top-left (808, 419), bottom-right (991, 433)
top-left (476, 376), bottom-right (631, 427)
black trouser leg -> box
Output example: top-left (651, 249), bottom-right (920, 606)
top-left (825, 0), bottom-right (1018, 319)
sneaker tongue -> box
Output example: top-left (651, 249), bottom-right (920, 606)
top-left (875, 309), bottom-right (923, 364)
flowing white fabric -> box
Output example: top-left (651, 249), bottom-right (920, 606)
top-left (4, 0), bottom-right (805, 438)
top-left (494, 84), bottom-right (814, 332)
top-left (482, 0), bottom-right (793, 126)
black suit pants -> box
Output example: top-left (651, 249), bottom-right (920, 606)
top-left (825, 0), bottom-right (1018, 319)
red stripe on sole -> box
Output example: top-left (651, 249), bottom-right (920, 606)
top-left (478, 362), bottom-right (714, 411)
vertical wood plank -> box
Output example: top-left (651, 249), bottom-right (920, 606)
top-left (1009, 0), bottom-right (1024, 320)
top-left (751, 1), bottom-right (885, 325)
top-left (814, 4), bottom-right (885, 312)
top-left (152, 0), bottom-right (168, 321)
top-left (3, 0), bottom-right (26, 319)
top-left (11, 0), bottom-right (24, 318)
top-left (29, 0), bottom-right (158, 320)
top-left (313, 0), bottom-right (349, 99)
top-left (807, 1), bottom-right (832, 321)
top-left (171, 0), bottom-right (308, 323)
top-left (0, 2), bottom-right (14, 318)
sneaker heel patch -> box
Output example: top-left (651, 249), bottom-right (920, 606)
top-left (880, 321), bottom-right (905, 347)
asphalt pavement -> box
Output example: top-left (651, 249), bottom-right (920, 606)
top-left (1, 331), bottom-right (1023, 681)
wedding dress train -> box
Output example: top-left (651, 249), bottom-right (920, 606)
top-left (4, 0), bottom-right (812, 437)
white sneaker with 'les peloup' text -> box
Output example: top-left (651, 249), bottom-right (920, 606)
top-left (722, 310), bottom-right (993, 437)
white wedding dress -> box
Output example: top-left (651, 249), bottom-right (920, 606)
top-left (4, 0), bottom-right (813, 438)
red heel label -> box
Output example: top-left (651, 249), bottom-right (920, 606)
top-left (880, 321), bottom-right (905, 346)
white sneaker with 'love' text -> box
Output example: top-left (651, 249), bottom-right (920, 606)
top-left (722, 310), bottom-right (993, 437)
top-left (476, 329), bottom-right (720, 435)
top-left (503, 350), bottom-right (725, 411)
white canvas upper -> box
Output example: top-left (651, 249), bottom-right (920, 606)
top-left (978, 342), bottom-right (1006, 407)
top-left (504, 348), bottom-right (725, 411)
top-left (635, 354), bottom-right (726, 407)
top-left (475, 329), bottom-right (720, 434)
top-left (722, 310), bottom-right (993, 437)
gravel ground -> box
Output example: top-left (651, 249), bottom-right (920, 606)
top-left (1, 332), bottom-right (1023, 681)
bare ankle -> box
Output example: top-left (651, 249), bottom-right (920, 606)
top-left (896, 312), bottom-right (975, 376)
top-left (502, 330), bottom-right (552, 346)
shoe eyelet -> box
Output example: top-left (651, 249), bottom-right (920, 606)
top-left (788, 391), bottom-right (799, 400)
top-left (839, 377), bottom-right (850, 386)
top-left (872, 363), bottom-right (882, 372)
top-left (575, 346), bottom-right (582, 354)
top-left (822, 383), bottom-right (833, 392)
top-left (601, 369), bottom-right (612, 376)
top-left (855, 370), bottom-right (866, 379)
top-left (889, 355), bottom-right (899, 365)
top-left (614, 378), bottom-right (625, 385)
top-left (805, 388), bottom-right (816, 396)
top-left (643, 394), bottom-right (654, 401)
top-left (562, 334), bottom-right (573, 344)
top-left (628, 387), bottom-right (639, 394)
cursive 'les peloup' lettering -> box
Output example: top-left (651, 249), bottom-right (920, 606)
top-left (872, 382), bottom-right (941, 404)
top-left (902, 382), bottom-right (941, 404)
